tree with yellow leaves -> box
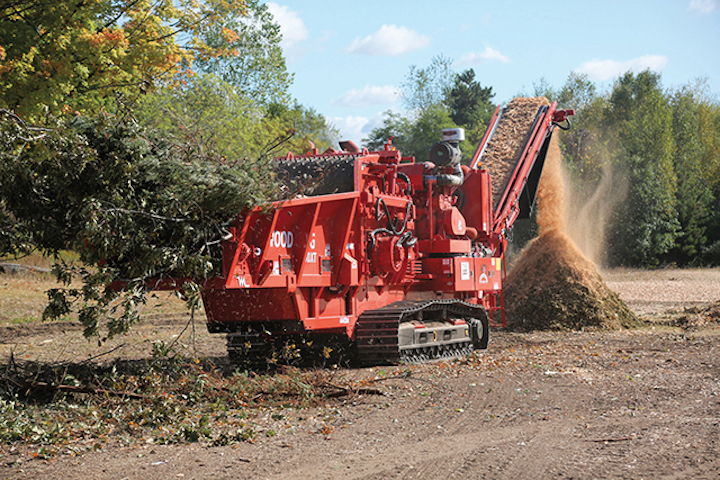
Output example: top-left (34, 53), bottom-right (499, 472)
top-left (0, 0), bottom-right (247, 121)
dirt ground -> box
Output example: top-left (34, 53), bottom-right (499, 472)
top-left (1, 268), bottom-right (719, 480)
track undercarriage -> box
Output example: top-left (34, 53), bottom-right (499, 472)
top-left (225, 300), bottom-right (489, 368)
top-left (355, 299), bottom-right (489, 366)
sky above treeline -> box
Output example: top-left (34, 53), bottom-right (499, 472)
top-left (265, 0), bottom-right (720, 145)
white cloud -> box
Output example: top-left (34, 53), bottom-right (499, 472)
top-left (266, 3), bottom-right (309, 49)
top-left (332, 116), bottom-right (370, 145)
top-left (575, 55), bottom-right (669, 81)
top-left (457, 46), bottom-right (511, 66)
top-left (346, 25), bottom-right (430, 56)
top-left (332, 112), bottom-right (388, 145)
top-left (331, 85), bottom-right (400, 108)
top-left (689, 0), bottom-right (719, 13)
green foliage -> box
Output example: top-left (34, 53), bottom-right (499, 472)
top-left (365, 57), bottom-right (476, 162)
top-left (445, 69), bottom-right (496, 148)
top-left (0, 199), bottom-right (33, 258)
top-left (553, 73), bottom-right (609, 187)
top-left (0, 0), bottom-right (246, 122)
top-left (604, 71), bottom-right (679, 266)
top-left (666, 84), bottom-right (716, 263)
top-left (0, 358), bottom-right (353, 456)
top-left (135, 75), bottom-right (280, 160)
top-left (362, 111), bottom-right (411, 153)
top-left (400, 54), bottom-right (454, 113)
top-left (193, 0), bottom-right (292, 108)
top-left (540, 71), bottom-right (720, 267)
top-left (557, 73), bottom-right (599, 112)
top-left (532, 77), bottom-right (558, 102)
top-left (445, 69), bottom-right (495, 128)
top-left (265, 101), bottom-right (340, 155)
top-left (135, 75), bottom-right (338, 160)
top-left (363, 106), bottom-right (459, 160)
top-left (0, 112), bottom-right (277, 338)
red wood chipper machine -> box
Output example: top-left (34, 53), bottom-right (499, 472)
top-left (198, 99), bottom-right (573, 366)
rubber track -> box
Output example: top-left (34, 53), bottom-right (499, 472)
top-left (355, 299), bottom-right (486, 366)
top-left (226, 332), bottom-right (274, 370)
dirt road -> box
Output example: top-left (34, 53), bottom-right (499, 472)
top-left (1, 268), bottom-right (719, 480)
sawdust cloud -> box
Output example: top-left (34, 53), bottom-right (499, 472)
top-left (562, 155), bottom-right (628, 268)
top-left (503, 119), bottom-right (637, 331)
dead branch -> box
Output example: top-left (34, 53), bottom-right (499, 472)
top-left (323, 381), bottom-right (384, 398)
top-left (3, 376), bottom-right (146, 400)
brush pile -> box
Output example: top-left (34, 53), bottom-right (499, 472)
top-left (674, 300), bottom-right (720, 328)
top-left (485, 102), bottom-right (638, 331)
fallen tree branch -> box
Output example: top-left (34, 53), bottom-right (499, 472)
top-left (363, 369), bottom-right (438, 387)
top-left (323, 381), bottom-right (384, 398)
top-left (3, 376), bottom-right (146, 400)
top-left (75, 343), bottom-right (127, 366)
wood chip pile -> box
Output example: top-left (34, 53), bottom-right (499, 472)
top-left (503, 133), bottom-right (639, 331)
top-left (481, 97), bottom-right (550, 209)
top-left (504, 229), bottom-right (638, 331)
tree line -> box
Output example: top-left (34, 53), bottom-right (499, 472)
top-left (540, 71), bottom-right (719, 267)
top-left (363, 58), bottom-right (720, 268)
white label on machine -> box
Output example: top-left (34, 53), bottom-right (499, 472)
top-left (306, 252), bottom-right (317, 263)
top-left (270, 230), bottom-right (295, 248)
top-left (273, 261), bottom-right (280, 275)
top-left (270, 230), bottom-right (294, 248)
top-left (460, 261), bottom-right (471, 281)
top-left (340, 316), bottom-right (350, 324)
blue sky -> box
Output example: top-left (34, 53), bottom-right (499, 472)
top-left (265, 0), bottom-right (720, 145)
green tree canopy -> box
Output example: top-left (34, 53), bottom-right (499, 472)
top-left (667, 83), bottom-right (716, 263)
top-left (134, 75), bottom-right (338, 161)
top-left (363, 106), bottom-right (459, 160)
top-left (400, 54), bottom-right (454, 114)
top-left (0, 0), bottom-right (246, 121)
top-left (365, 57), bottom-right (481, 162)
top-left (193, 0), bottom-right (292, 108)
top-left (603, 71), bottom-right (680, 266)
top-left (444, 68), bottom-right (495, 129)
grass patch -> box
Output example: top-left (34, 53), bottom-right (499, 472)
top-left (0, 271), bottom-right (61, 325)
top-left (0, 251), bottom-right (80, 271)
top-left (0, 268), bottom-right (194, 327)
